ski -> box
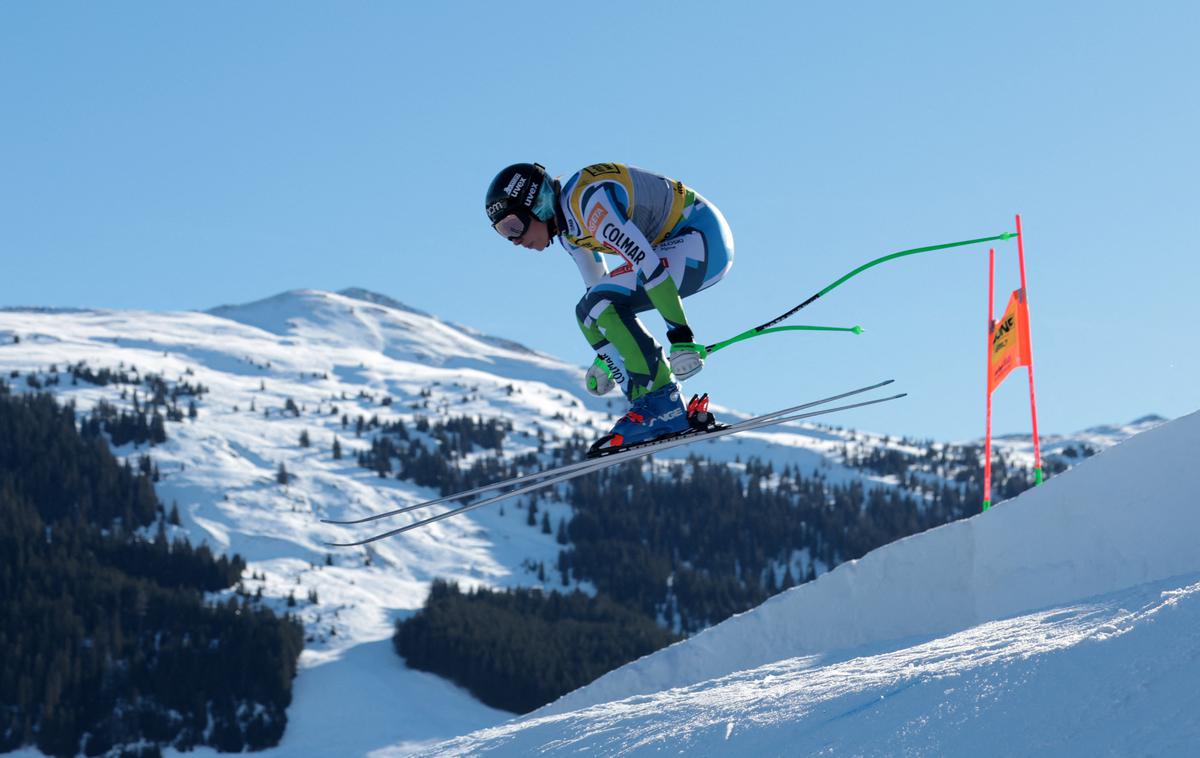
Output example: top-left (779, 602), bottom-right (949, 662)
top-left (321, 379), bottom-right (895, 527)
top-left (324, 387), bottom-right (905, 546)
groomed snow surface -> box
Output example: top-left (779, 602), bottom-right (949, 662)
top-left (424, 409), bottom-right (1200, 756)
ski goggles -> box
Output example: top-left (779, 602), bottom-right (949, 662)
top-left (492, 210), bottom-right (532, 240)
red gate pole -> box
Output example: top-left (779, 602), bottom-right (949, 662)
top-left (1014, 214), bottom-right (1044, 484)
top-left (984, 247), bottom-right (996, 511)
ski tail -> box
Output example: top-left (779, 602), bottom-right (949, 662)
top-left (321, 379), bottom-right (894, 526)
top-left (324, 385), bottom-right (904, 547)
top-left (319, 454), bottom-right (601, 525)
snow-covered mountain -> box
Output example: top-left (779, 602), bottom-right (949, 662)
top-left (421, 408), bottom-right (1200, 756)
top-left (0, 289), bottom-right (1169, 756)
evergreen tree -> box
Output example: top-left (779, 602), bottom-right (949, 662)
top-left (150, 410), bottom-right (167, 443)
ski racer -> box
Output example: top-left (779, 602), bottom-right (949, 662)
top-left (484, 162), bottom-right (735, 454)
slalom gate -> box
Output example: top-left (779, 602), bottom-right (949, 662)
top-left (983, 214), bottom-right (1042, 510)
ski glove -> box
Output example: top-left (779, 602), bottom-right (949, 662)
top-left (669, 346), bottom-right (703, 381)
top-left (667, 326), bottom-right (704, 382)
top-left (585, 356), bottom-right (617, 396)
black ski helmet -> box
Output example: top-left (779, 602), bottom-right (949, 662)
top-left (485, 163), bottom-right (557, 237)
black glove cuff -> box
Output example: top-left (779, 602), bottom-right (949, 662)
top-left (666, 325), bottom-right (695, 345)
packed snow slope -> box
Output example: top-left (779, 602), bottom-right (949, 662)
top-left (425, 408), bottom-right (1200, 756)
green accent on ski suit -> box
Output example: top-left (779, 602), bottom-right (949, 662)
top-left (559, 163), bottom-right (734, 400)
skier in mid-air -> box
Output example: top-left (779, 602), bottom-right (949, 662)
top-left (485, 162), bottom-right (735, 454)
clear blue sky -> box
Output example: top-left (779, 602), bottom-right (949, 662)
top-left (2, 1), bottom-right (1197, 440)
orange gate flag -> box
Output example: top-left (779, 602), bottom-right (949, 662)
top-left (988, 288), bottom-right (1033, 393)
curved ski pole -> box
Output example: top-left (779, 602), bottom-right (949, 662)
top-left (702, 231), bottom-right (1016, 355)
top-left (672, 325), bottom-right (864, 360)
top-left (325, 390), bottom-right (905, 547)
top-left (321, 378), bottom-right (894, 526)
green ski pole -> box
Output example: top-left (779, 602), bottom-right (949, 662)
top-left (677, 231), bottom-right (1017, 357)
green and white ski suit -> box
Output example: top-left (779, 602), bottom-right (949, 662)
top-left (556, 163), bottom-right (735, 400)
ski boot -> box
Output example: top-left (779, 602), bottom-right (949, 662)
top-left (588, 382), bottom-right (691, 457)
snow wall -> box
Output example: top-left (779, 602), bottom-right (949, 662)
top-left (542, 408), bottom-right (1200, 715)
